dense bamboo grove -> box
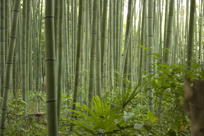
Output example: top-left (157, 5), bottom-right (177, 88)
top-left (0, 0), bottom-right (204, 136)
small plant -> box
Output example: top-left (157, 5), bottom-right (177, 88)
top-left (70, 96), bottom-right (122, 135)
top-left (70, 93), bottom-right (142, 136)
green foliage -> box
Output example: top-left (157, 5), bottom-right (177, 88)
top-left (110, 86), bottom-right (139, 110)
top-left (70, 96), bottom-right (125, 135)
top-left (28, 91), bottom-right (46, 112)
top-left (3, 63), bottom-right (204, 136)
top-left (184, 63), bottom-right (204, 80)
top-left (139, 45), bottom-right (149, 51)
top-left (69, 86), bottom-right (145, 136)
top-left (142, 63), bottom-right (190, 136)
top-left (2, 93), bottom-right (47, 136)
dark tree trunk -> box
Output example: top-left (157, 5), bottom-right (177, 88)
top-left (184, 79), bottom-right (204, 136)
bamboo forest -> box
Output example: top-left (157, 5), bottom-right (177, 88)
top-left (1, 0), bottom-right (204, 135)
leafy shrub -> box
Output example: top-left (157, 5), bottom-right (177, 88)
top-left (4, 96), bottom-right (47, 136)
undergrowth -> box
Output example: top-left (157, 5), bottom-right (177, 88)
top-left (1, 63), bottom-right (203, 136)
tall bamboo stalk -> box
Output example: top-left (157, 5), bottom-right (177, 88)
top-left (45, 0), bottom-right (58, 135)
top-left (0, 0), bottom-right (21, 135)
